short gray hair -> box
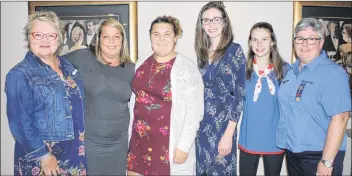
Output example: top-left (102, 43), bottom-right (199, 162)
top-left (294, 18), bottom-right (324, 39)
top-left (24, 11), bottom-right (63, 54)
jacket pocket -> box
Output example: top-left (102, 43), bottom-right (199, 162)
top-left (32, 77), bottom-right (57, 102)
top-left (32, 77), bottom-right (70, 138)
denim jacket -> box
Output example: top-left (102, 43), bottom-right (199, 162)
top-left (5, 51), bottom-right (84, 161)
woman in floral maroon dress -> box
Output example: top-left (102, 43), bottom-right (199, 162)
top-left (127, 16), bottom-right (204, 175)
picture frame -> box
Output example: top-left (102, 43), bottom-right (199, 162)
top-left (293, 2), bottom-right (352, 93)
top-left (292, 1), bottom-right (352, 61)
top-left (29, 1), bottom-right (138, 62)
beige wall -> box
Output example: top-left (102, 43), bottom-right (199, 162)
top-left (1, 2), bottom-right (28, 174)
top-left (137, 2), bottom-right (294, 64)
top-left (1, 1), bottom-right (350, 175)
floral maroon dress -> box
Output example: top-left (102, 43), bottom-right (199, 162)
top-left (127, 55), bottom-right (175, 175)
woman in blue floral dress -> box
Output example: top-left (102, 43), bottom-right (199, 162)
top-left (194, 2), bottom-right (246, 175)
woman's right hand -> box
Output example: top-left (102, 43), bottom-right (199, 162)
top-left (40, 154), bottom-right (59, 176)
top-left (218, 134), bottom-right (233, 157)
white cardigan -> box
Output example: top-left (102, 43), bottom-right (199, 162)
top-left (128, 52), bottom-right (204, 175)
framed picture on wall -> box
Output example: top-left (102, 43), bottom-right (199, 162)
top-left (293, 1), bottom-right (352, 93)
top-left (28, 1), bottom-right (138, 62)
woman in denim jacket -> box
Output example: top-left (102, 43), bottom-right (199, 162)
top-left (5, 11), bottom-right (86, 175)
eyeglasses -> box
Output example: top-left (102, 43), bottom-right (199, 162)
top-left (201, 17), bottom-right (224, 25)
top-left (294, 37), bottom-right (321, 45)
top-left (29, 32), bottom-right (58, 41)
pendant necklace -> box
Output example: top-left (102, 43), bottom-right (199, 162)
top-left (147, 55), bottom-right (157, 87)
top-left (147, 51), bottom-right (176, 87)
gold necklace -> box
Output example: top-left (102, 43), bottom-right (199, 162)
top-left (147, 55), bottom-right (158, 87)
top-left (147, 52), bottom-right (176, 87)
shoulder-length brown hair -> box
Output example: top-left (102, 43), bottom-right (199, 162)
top-left (195, 1), bottom-right (233, 69)
top-left (92, 18), bottom-right (131, 66)
top-left (246, 22), bottom-right (285, 81)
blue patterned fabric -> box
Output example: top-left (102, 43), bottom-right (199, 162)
top-left (196, 43), bottom-right (246, 176)
top-left (14, 61), bottom-right (87, 176)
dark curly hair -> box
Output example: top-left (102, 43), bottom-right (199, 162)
top-left (149, 15), bottom-right (183, 39)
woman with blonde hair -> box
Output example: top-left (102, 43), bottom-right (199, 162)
top-left (64, 18), bottom-right (134, 175)
top-left (69, 22), bottom-right (88, 52)
top-left (5, 11), bottom-right (86, 175)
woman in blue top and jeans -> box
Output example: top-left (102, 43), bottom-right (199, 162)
top-left (238, 22), bottom-right (287, 176)
top-left (5, 11), bottom-right (86, 175)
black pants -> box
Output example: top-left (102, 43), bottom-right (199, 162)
top-left (239, 149), bottom-right (284, 176)
top-left (285, 150), bottom-right (345, 176)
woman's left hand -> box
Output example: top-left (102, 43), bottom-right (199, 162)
top-left (173, 148), bottom-right (188, 164)
top-left (218, 134), bottom-right (233, 157)
top-left (316, 161), bottom-right (333, 176)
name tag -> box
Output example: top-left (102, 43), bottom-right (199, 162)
top-left (72, 69), bottom-right (77, 75)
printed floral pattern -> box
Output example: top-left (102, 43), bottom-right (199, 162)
top-left (160, 145), bottom-right (169, 165)
top-left (142, 154), bottom-right (152, 166)
top-left (196, 43), bottom-right (245, 176)
top-left (147, 58), bottom-right (174, 88)
top-left (153, 61), bottom-right (173, 74)
top-left (159, 126), bottom-right (169, 136)
top-left (13, 62), bottom-right (87, 176)
top-left (127, 153), bottom-right (137, 170)
top-left (136, 90), bottom-right (155, 104)
top-left (78, 145), bottom-right (85, 156)
top-left (136, 70), bottom-right (145, 78)
top-left (66, 76), bottom-right (77, 88)
top-left (79, 132), bottom-right (84, 142)
top-left (134, 120), bottom-right (151, 139)
top-left (161, 81), bottom-right (172, 101)
top-left (127, 55), bottom-right (175, 175)
top-left (31, 167), bottom-right (40, 175)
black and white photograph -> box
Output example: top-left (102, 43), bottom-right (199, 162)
top-left (28, 1), bottom-right (138, 60)
top-left (294, 2), bottom-right (352, 93)
top-left (60, 18), bottom-right (117, 55)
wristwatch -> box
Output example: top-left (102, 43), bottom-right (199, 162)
top-left (320, 159), bottom-right (334, 168)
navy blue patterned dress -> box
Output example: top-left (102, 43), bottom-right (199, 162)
top-left (196, 43), bottom-right (246, 176)
top-left (14, 62), bottom-right (87, 176)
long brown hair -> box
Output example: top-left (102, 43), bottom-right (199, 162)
top-left (195, 1), bottom-right (233, 69)
top-left (246, 22), bottom-right (285, 81)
